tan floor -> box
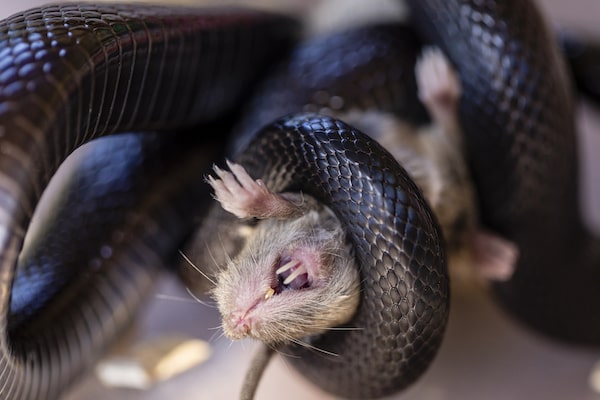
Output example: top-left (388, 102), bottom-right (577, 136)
top-left (2, 1), bottom-right (600, 399)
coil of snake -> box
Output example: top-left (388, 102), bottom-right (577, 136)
top-left (0, 1), bottom-right (598, 400)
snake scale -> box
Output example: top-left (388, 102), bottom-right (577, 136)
top-left (0, 1), bottom-right (598, 399)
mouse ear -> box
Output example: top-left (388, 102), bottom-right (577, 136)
top-left (470, 229), bottom-right (519, 281)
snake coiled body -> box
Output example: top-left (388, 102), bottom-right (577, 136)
top-left (0, 1), bottom-right (598, 400)
top-left (408, 0), bottom-right (600, 344)
top-left (0, 5), bottom-right (296, 399)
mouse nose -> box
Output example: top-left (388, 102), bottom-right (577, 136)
top-left (226, 312), bottom-right (252, 340)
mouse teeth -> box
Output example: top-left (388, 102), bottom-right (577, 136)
top-left (282, 264), bottom-right (310, 290)
top-left (275, 257), bottom-right (310, 290)
top-left (283, 264), bottom-right (307, 285)
top-left (264, 287), bottom-right (275, 300)
top-left (275, 259), bottom-right (297, 275)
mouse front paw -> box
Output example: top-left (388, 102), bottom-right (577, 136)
top-left (416, 47), bottom-right (462, 124)
top-left (207, 160), bottom-right (304, 220)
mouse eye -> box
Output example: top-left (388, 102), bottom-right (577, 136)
top-left (274, 256), bottom-right (310, 292)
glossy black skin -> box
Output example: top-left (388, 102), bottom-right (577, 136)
top-left (0, 1), bottom-right (598, 400)
top-left (0, 5), bottom-right (296, 399)
top-left (560, 32), bottom-right (600, 103)
top-left (235, 114), bottom-right (447, 398)
top-left (408, 0), bottom-right (600, 345)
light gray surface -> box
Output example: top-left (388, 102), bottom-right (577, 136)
top-left (1, 1), bottom-right (599, 399)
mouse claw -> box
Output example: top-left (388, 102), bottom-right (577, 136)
top-left (208, 161), bottom-right (307, 220)
top-left (207, 161), bottom-right (265, 219)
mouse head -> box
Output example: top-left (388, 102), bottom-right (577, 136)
top-left (213, 208), bottom-right (360, 345)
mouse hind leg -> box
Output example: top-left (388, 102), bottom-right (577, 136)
top-left (415, 46), bottom-right (463, 145)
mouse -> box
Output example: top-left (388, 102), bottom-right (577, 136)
top-left (203, 47), bottom-right (518, 399)
top-left (337, 47), bottom-right (518, 285)
top-left (208, 162), bottom-right (360, 344)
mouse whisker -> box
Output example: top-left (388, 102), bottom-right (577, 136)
top-left (204, 242), bottom-right (222, 271)
top-left (290, 337), bottom-right (339, 357)
top-left (217, 233), bottom-right (234, 266)
top-left (154, 293), bottom-right (204, 304)
top-left (319, 251), bottom-right (343, 259)
top-left (209, 327), bottom-right (227, 343)
top-left (184, 286), bottom-right (217, 308)
top-left (249, 248), bottom-right (258, 268)
top-left (319, 244), bottom-right (345, 254)
top-left (225, 338), bottom-right (237, 352)
top-left (315, 326), bottom-right (364, 331)
top-left (266, 343), bottom-right (300, 359)
top-left (260, 322), bottom-right (298, 347)
top-left (179, 249), bottom-right (217, 286)
top-left (207, 325), bottom-right (223, 331)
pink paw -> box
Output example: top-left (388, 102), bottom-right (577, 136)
top-left (415, 47), bottom-right (461, 119)
top-left (207, 160), bottom-right (273, 219)
top-left (207, 160), bottom-right (303, 220)
top-left (471, 229), bottom-right (519, 281)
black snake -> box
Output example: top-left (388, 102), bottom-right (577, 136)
top-left (0, 1), bottom-right (598, 399)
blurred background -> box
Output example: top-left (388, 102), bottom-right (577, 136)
top-left (1, 0), bottom-right (599, 399)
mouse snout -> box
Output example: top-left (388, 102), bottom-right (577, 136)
top-left (225, 310), bottom-right (253, 340)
